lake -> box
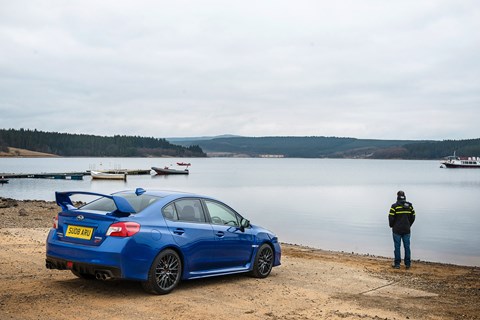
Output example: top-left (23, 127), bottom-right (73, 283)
top-left (1, 157), bottom-right (479, 266)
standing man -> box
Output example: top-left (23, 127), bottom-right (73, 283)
top-left (389, 190), bottom-right (416, 269)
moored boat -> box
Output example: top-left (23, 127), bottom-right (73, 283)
top-left (0, 177), bottom-right (9, 184)
top-left (91, 170), bottom-right (127, 180)
top-left (441, 153), bottom-right (480, 168)
top-left (151, 166), bottom-right (189, 175)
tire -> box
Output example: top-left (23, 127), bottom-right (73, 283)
top-left (250, 243), bottom-right (274, 278)
top-left (142, 249), bottom-right (182, 295)
top-left (71, 270), bottom-right (96, 280)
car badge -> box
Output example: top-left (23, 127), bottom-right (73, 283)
top-left (76, 215), bottom-right (85, 221)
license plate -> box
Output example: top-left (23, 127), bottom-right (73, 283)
top-left (66, 225), bottom-right (94, 240)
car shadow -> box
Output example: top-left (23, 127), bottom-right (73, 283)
top-left (177, 273), bottom-right (249, 292)
top-left (50, 272), bottom-right (253, 296)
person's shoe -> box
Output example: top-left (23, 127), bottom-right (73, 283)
top-left (406, 265), bottom-right (411, 270)
top-left (391, 263), bottom-right (400, 269)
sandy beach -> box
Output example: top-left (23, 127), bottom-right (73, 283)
top-left (0, 198), bottom-right (478, 320)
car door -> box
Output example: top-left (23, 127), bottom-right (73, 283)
top-left (203, 199), bottom-right (255, 269)
top-left (162, 199), bottom-right (216, 272)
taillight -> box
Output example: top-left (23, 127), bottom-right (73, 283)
top-left (53, 215), bottom-right (58, 229)
top-left (106, 222), bottom-right (140, 237)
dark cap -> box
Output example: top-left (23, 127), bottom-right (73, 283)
top-left (397, 190), bottom-right (406, 200)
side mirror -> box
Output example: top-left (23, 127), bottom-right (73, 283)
top-left (240, 218), bottom-right (250, 231)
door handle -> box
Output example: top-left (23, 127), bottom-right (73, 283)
top-left (215, 231), bottom-right (224, 238)
top-left (173, 228), bottom-right (185, 235)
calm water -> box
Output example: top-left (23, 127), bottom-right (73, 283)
top-left (1, 157), bottom-right (479, 266)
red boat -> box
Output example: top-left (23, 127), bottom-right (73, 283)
top-left (177, 162), bottom-right (191, 167)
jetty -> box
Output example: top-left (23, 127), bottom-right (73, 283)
top-left (1, 169), bottom-right (152, 180)
top-left (1, 172), bottom-right (87, 180)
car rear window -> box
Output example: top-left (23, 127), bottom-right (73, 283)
top-left (80, 194), bottom-right (161, 213)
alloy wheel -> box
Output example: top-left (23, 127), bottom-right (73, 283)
top-left (155, 252), bottom-right (180, 290)
top-left (257, 246), bottom-right (273, 276)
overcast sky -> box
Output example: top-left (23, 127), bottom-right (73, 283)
top-left (1, 1), bottom-right (479, 140)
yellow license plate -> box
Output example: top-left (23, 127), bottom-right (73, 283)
top-left (66, 225), bottom-right (94, 240)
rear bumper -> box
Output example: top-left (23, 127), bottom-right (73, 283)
top-left (46, 229), bottom-right (153, 281)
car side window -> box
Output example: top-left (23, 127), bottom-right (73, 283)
top-left (205, 200), bottom-right (239, 227)
top-left (162, 203), bottom-right (178, 221)
top-left (174, 199), bottom-right (206, 223)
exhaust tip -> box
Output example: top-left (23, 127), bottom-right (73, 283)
top-left (95, 270), bottom-right (114, 281)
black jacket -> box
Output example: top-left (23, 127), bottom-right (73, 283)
top-left (389, 200), bottom-right (415, 235)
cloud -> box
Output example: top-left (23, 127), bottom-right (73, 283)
top-left (0, 0), bottom-right (479, 140)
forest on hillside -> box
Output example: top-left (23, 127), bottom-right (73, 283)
top-left (174, 136), bottom-right (415, 158)
top-left (402, 139), bottom-right (480, 159)
top-left (0, 129), bottom-right (206, 157)
top-left (173, 136), bottom-right (480, 159)
top-left (2, 129), bottom-right (478, 159)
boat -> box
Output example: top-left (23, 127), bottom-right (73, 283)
top-left (90, 170), bottom-right (127, 180)
top-left (151, 165), bottom-right (189, 175)
top-left (441, 152), bottom-right (480, 168)
top-left (0, 177), bottom-right (9, 184)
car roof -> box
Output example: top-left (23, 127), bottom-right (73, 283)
top-left (115, 189), bottom-right (215, 201)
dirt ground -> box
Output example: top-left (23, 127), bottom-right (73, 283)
top-left (0, 198), bottom-right (479, 320)
top-left (0, 147), bottom-right (58, 158)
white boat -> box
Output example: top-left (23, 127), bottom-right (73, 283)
top-left (151, 163), bottom-right (190, 175)
top-left (441, 152), bottom-right (480, 168)
top-left (90, 170), bottom-right (127, 180)
top-left (151, 166), bottom-right (189, 175)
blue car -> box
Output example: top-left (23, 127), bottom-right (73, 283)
top-left (46, 188), bottom-right (281, 294)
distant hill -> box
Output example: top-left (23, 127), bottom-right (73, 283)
top-left (171, 136), bottom-right (480, 159)
top-left (0, 129), bottom-right (206, 158)
top-left (2, 128), bottom-right (478, 159)
top-left (402, 139), bottom-right (480, 159)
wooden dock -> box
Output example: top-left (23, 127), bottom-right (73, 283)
top-left (1, 169), bottom-right (152, 180)
top-left (1, 172), bottom-right (88, 180)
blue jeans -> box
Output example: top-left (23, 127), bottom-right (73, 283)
top-left (393, 233), bottom-right (411, 266)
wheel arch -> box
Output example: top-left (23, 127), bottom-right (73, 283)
top-left (254, 231), bottom-right (278, 256)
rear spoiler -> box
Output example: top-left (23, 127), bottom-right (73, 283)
top-left (55, 191), bottom-right (136, 214)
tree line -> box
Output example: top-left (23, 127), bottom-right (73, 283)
top-left (2, 128), bottom-right (478, 159)
top-left (175, 136), bottom-right (414, 158)
top-left (0, 128), bottom-right (206, 157)
top-left (174, 136), bottom-right (480, 159)
top-left (402, 139), bottom-right (480, 159)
